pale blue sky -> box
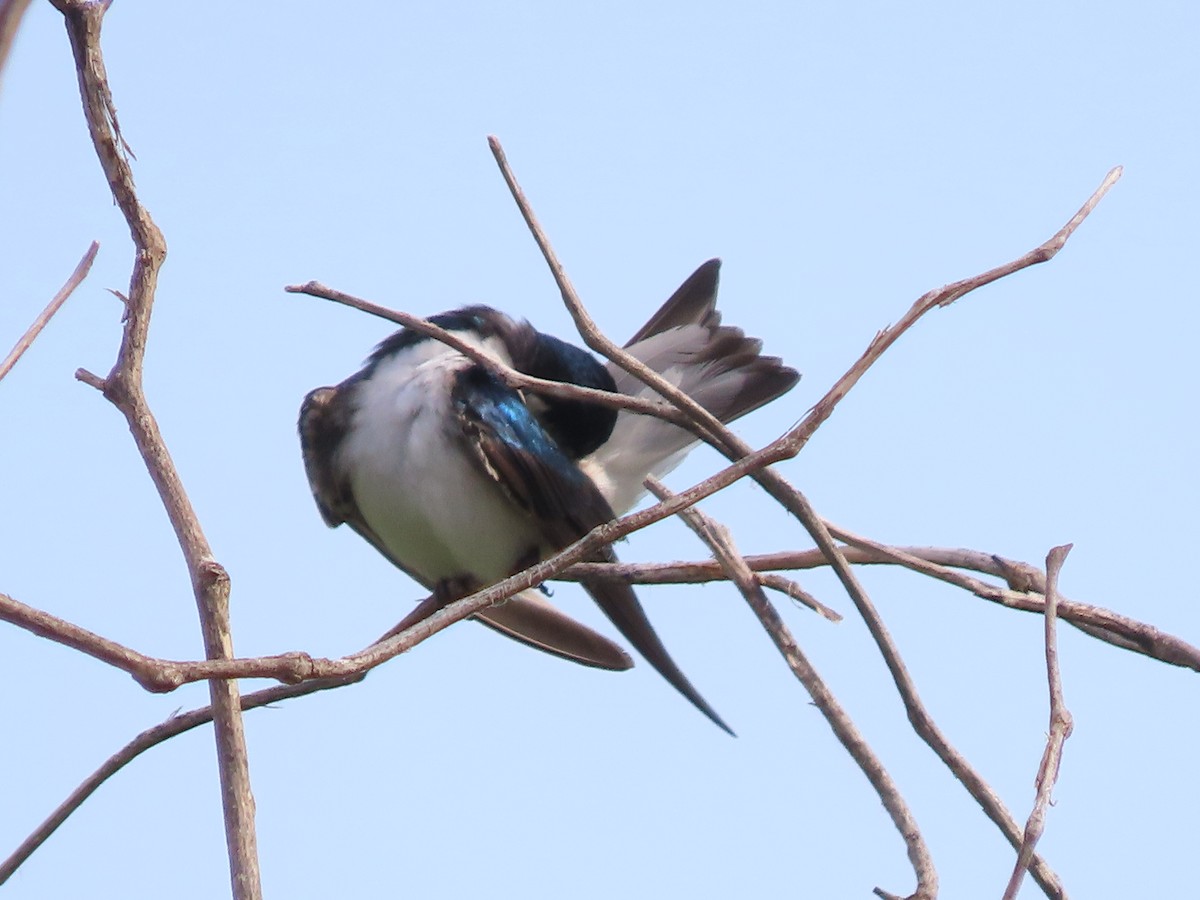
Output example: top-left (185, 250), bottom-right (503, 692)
top-left (2, 2), bottom-right (1197, 897)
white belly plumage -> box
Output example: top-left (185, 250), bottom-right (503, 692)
top-left (339, 337), bottom-right (544, 588)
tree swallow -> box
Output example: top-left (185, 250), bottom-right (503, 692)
top-left (299, 260), bottom-right (798, 733)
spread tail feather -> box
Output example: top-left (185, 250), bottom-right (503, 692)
top-left (583, 259), bottom-right (800, 514)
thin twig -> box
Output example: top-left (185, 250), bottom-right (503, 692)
top-left (0, 591), bottom-right (194, 689)
top-left (819, 524), bottom-right (1199, 671)
top-left (1, 437), bottom-right (792, 704)
top-left (488, 137), bottom-right (1114, 899)
top-left (817, 524), bottom-right (1067, 897)
top-left (0, 242), bottom-right (98, 382)
top-left (14, 525), bottom-right (1185, 697)
top-left (791, 167), bottom-right (1123, 454)
top-left (1003, 545), bottom-right (1075, 900)
top-left (492, 135), bottom-right (1108, 900)
top-left (646, 478), bottom-right (937, 899)
top-left (47, 2), bottom-right (260, 897)
top-left (569, 543), bottom-right (1194, 666)
top-left (285, 282), bottom-right (690, 426)
top-left (0, 673), bottom-right (364, 885)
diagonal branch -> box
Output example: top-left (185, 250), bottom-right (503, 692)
top-left (284, 281), bottom-right (691, 426)
top-left (487, 138), bottom-right (1118, 900)
top-left (793, 168), bottom-right (1122, 451)
top-left (2, 437), bottom-right (793, 699)
top-left (0, 242), bottom-right (98, 382)
top-left (646, 478), bottom-right (937, 899)
top-left (0, 442), bottom-right (788, 879)
top-left (0, 673), bottom-right (364, 885)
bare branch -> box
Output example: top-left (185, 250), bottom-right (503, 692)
top-left (817, 525), bottom-right (1200, 672)
top-left (47, 2), bottom-right (260, 896)
top-left (804, 533), bottom-right (1064, 897)
top-left (0, 0), bottom-right (33, 85)
top-left (2, 436), bottom-right (792, 708)
top-left (794, 167), bottom-right (1123, 451)
top-left (285, 281), bottom-right (692, 427)
top-left (1003, 545), bottom-right (1075, 900)
top-left (646, 478), bottom-right (937, 899)
top-left (0, 591), bottom-right (188, 689)
top-left (0, 673), bottom-right (364, 885)
top-left (0, 242), bottom-right (98, 382)
top-left (284, 293), bottom-right (1189, 668)
top-left (488, 136), bottom-right (1108, 898)
top-left (489, 136), bottom-right (734, 452)
top-left (566, 540), bottom-right (1197, 667)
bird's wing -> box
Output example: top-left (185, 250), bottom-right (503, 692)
top-left (299, 386), bottom-right (359, 528)
top-left (299, 381), bottom-right (633, 671)
top-left (455, 365), bottom-right (732, 732)
top-left (452, 365), bottom-right (616, 540)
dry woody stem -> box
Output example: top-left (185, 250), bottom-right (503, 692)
top-left (0, 25), bottom-right (1153, 899)
top-left (42, 2), bottom-right (261, 897)
top-left (1002, 545), bottom-right (1075, 900)
top-left (647, 478), bottom-right (937, 898)
top-left (0, 242), bottom-right (98, 382)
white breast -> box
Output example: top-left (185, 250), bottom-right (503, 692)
top-left (339, 336), bottom-right (544, 587)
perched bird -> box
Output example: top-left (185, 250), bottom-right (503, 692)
top-left (300, 259), bottom-right (798, 733)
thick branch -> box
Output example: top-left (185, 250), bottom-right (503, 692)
top-left (48, 2), bottom-right (260, 896)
